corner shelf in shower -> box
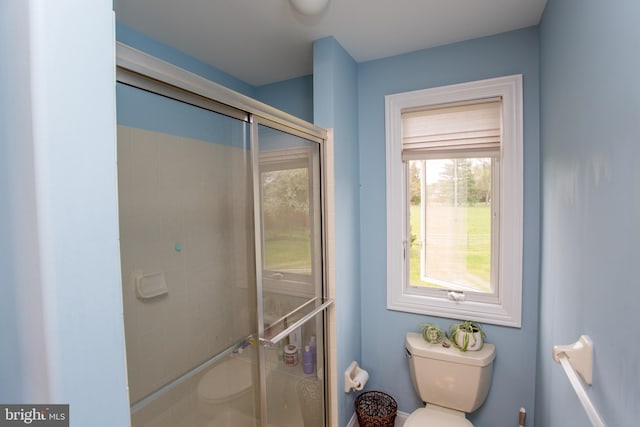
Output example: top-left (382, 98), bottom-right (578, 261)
top-left (263, 346), bottom-right (321, 381)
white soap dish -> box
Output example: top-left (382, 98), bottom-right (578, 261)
top-left (133, 271), bottom-right (168, 300)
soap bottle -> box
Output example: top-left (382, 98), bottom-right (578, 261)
top-left (309, 335), bottom-right (317, 365)
top-left (303, 345), bottom-right (314, 374)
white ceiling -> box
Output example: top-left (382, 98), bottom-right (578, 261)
top-left (114, 0), bottom-right (547, 87)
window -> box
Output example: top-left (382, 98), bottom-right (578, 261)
top-left (385, 75), bottom-right (523, 327)
top-left (258, 125), bottom-right (322, 299)
top-left (261, 158), bottom-right (312, 279)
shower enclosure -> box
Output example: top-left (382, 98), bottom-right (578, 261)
top-left (116, 44), bottom-right (333, 427)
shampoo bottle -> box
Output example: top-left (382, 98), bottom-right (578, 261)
top-left (303, 345), bottom-right (314, 374)
top-left (309, 335), bottom-right (317, 365)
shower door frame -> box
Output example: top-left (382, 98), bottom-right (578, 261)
top-left (115, 42), bottom-right (338, 427)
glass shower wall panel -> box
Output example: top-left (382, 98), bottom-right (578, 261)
top-left (257, 124), bottom-right (325, 427)
top-left (117, 83), bottom-right (258, 426)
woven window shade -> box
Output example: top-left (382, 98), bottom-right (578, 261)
top-left (402, 99), bottom-right (502, 160)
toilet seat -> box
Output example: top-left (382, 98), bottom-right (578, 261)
top-left (404, 407), bottom-right (473, 427)
top-left (198, 357), bottom-right (253, 403)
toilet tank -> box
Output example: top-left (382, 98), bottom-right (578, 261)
top-left (405, 332), bottom-right (495, 413)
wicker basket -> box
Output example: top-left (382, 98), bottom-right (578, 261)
top-left (354, 391), bottom-right (397, 427)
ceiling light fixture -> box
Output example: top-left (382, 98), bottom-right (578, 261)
top-left (289, 0), bottom-right (329, 15)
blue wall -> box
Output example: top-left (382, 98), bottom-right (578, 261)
top-left (255, 75), bottom-right (314, 123)
top-left (1, 1), bottom-right (131, 425)
top-left (536, 1), bottom-right (640, 426)
top-left (117, 22), bottom-right (255, 97)
top-left (313, 37), bottom-right (362, 427)
top-left (357, 28), bottom-right (541, 427)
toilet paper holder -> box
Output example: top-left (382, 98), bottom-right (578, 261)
top-left (344, 361), bottom-right (369, 392)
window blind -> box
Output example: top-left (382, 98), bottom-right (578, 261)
top-left (401, 98), bottom-right (502, 160)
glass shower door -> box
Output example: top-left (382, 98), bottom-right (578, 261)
top-left (117, 81), bottom-right (260, 427)
top-left (256, 123), bottom-right (328, 427)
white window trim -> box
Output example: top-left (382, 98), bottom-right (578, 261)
top-left (385, 75), bottom-right (523, 328)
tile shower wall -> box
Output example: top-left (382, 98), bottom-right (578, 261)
top-left (118, 125), bottom-right (255, 403)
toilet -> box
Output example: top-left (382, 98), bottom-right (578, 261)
top-left (404, 332), bottom-right (495, 427)
top-left (197, 357), bottom-right (255, 418)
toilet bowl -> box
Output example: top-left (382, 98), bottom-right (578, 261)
top-left (197, 357), bottom-right (255, 417)
top-left (404, 332), bottom-right (495, 426)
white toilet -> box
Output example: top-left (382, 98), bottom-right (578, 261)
top-left (404, 332), bottom-right (496, 427)
top-left (197, 357), bottom-right (255, 419)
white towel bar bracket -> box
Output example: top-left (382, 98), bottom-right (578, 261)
top-left (553, 335), bottom-right (593, 384)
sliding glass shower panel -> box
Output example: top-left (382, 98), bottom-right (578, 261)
top-left (117, 82), bottom-right (259, 427)
top-left (258, 124), bottom-right (325, 427)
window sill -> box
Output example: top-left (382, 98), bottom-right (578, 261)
top-left (387, 286), bottom-right (521, 328)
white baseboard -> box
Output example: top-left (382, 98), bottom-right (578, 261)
top-left (347, 410), bottom-right (409, 427)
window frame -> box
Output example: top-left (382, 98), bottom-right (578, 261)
top-left (385, 75), bottom-right (523, 328)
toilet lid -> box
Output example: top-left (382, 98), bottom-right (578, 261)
top-left (404, 407), bottom-right (473, 427)
top-left (198, 357), bottom-right (253, 402)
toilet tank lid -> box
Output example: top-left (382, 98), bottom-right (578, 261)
top-left (405, 332), bottom-right (495, 367)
